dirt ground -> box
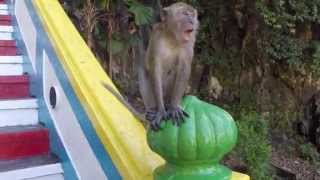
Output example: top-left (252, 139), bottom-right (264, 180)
top-left (271, 149), bottom-right (320, 180)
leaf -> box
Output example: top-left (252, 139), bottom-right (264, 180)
top-left (126, 0), bottom-right (153, 25)
top-left (110, 39), bottom-right (125, 55)
top-left (128, 33), bottom-right (140, 46)
top-left (94, 24), bottom-right (107, 49)
top-left (95, 0), bottom-right (108, 9)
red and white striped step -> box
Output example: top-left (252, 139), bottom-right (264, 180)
top-left (0, 125), bottom-right (49, 160)
top-left (0, 2), bottom-right (8, 15)
top-left (0, 98), bottom-right (38, 127)
top-left (0, 4), bottom-right (7, 9)
top-left (0, 15), bottom-right (11, 26)
top-left (0, 40), bottom-right (15, 46)
top-left (0, 14), bottom-right (13, 40)
top-left (0, 154), bottom-right (63, 180)
top-left (0, 56), bottom-right (23, 76)
top-left (0, 2), bottom-right (64, 179)
top-left (0, 75), bottom-right (29, 99)
top-left (0, 40), bottom-right (17, 55)
top-left (0, 40), bottom-right (21, 76)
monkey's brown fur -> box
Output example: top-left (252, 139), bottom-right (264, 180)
top-left (139, 2), bottom-right (199, 130)
top-left (104, 2), bottom-right (199, 131)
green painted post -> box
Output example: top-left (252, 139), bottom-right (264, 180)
top-left (147, 96), bottom-right (238, 180)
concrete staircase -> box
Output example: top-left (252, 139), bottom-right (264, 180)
top-left (0, 0), bottom-right (64, 179)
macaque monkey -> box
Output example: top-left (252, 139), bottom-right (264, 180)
top-left (103, 2), bottom-right (199, 131)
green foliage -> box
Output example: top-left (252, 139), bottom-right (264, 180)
top-left (236, 111), bottom-right (272, 180)
top-left (93, 23), bottom-right (107, 48)
top-left (257, 0), bottom-right (320, 29)
top-left (107, 32), bottom-right (140, 55)
top-left (264, 31), bottom-right (305, 65)
top-left (310, 41), bottom-right (320, 77)
top-left (257, 0), bottom-right (319, 66)
top-left (63, 0), bottom-right (83, 9)
top-left (267, 103), bottom-right (297, 135)
top-left (126, 0), bottom-right (154, 25)
top-left (95, 0), bottom-right (109, 9)
top-left (110, 35), bottom-right (125, 55)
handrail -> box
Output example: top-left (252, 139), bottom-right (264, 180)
top-left (32, 0), bottom-right (164, 179)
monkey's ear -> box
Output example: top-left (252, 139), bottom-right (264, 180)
top-left (160, 7), bottom-right (169, 21)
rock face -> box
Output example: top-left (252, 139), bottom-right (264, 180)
top-left (299, 91), bottom-right (320, 148)
top-left (147, 96), bottom-right (238, 180)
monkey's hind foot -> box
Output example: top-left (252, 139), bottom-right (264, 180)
top-left (166, 106), bottom-right (189, 126)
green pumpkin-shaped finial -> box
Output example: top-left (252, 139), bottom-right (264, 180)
top-left (147, 96), bottom-right (238, 180)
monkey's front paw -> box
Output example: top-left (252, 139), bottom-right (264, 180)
top-left (167, 106), bottom-right (189, 126)
top-left (146, 110), bottom-right (167, 131)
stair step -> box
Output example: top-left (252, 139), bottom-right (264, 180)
top-left (0, 64), bottom-right (22, 76)
top-left (0, 10), bottom-right (8, 15)
top-left (0, 40), bottom-right (15, 46)
top-left (0, 15), bottom-right (10, 26)
top-left (0, 154), bottom-right (63, 179)
top-left (0, 98), bottom-right (38, 127)
top-left (0, 20), bottom-right (10, 26)
top-left (0, 55), bottom-right (22, 63)
top-left (0, 98), bottom-right (37, 109)
top-left (0, 15), bottom-right (10, 21)
top-left (0, 75), bottom-right (29, 99)
top-left (0, 154), bottom-right (59, 172)
top-left (0, 125), bottom-right (49, 160)
top-left (0, 46), bottom-right (16, 55)
top-left (0, 32), bottom-right (12, 40)
top-left (0, 25), bottom-right (13, 32)
top-left (0, 4), bottom-right (7, 10)
top-left (0, 56), bottom-right (23, 76)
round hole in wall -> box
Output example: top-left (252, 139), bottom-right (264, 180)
top-left (49, 86), bottom-right (57, 109)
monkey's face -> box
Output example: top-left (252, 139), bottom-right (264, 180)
top-left (164, 3), bottom-right (199, 44)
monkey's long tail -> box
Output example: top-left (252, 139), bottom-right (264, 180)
top-left (101, 82), bottom-right (148, 127)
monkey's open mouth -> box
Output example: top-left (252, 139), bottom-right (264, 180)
top-left (182, 28), bottom-right (194, 41)
top-left (185, 29), bottom-right (194, 34)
